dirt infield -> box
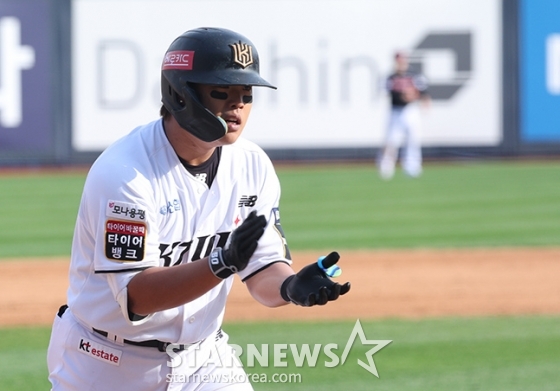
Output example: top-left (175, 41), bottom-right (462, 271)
top-left (1, 248), bottom-right (559, 327)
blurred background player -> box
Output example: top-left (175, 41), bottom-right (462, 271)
top-left (378, 51), bottom-right (430, 179)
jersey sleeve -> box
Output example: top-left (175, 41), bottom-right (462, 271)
top-left (71, 156), bottom-right (163, 324)
top-left (236, 151), bottom-right (292, 282)
top-left (78, 160), bottom-right (161, 274)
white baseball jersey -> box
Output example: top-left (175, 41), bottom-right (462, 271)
top-left (66, 118), bottom-right (291, 344)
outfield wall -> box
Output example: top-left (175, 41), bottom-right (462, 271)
top-left (0, 0), bottom-right (558, 165)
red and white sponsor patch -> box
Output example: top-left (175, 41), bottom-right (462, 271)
top-left (105, 220), bottom-right (146, 261)
top-left (78, 337), bottom-right (122, 366)
top-left (162, 50), bottom-right (195, 70)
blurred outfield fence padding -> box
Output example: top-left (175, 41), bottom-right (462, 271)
top-left (0, 0), bottom-right (558, 165)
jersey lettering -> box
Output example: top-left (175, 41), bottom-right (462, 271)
top-left (159, 232), bottom-right (230, 266)
top-left (159, 241), bottom-right (192, 267)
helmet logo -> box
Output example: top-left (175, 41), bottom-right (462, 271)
top-left (230, 42), bottom-right (254, 68)
top-left (162, 51), bottom-right (195, 70)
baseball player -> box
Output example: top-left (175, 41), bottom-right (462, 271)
top-left (378, 51), bottom-right (430, 179)
top-left (47, 27), bottom-right (350, 391)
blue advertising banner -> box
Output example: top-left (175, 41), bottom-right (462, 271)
top-left (520, 0), bottom-right (560, 142)
top-left (0, 0), bottom-right (53, 154)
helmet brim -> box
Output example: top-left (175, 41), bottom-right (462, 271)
top-left (165, 69), bottom-right (276, 90)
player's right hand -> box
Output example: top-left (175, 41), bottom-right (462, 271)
top-left (208, 211), bottom-right (267, 279)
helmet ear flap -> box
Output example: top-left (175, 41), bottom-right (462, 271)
top-left (162, 77), bottom-right (228, 142)
top-left (173, 89), bottom-right (185, 108)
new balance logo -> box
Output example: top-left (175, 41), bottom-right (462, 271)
top-left (238, 195), bottom-right (258, 207)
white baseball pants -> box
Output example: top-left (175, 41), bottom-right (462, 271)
top-left (378, 104), bottom-right (423, 179)
top-left (47, 307), bottom-right (252, 391)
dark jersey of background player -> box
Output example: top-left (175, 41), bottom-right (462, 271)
top-left (386, 52), bottom-right (429, 107)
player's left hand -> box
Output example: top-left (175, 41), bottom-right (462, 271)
top-left (280, 252), bottom-right (351, 306)
top-left (209, 211), bottom-right (267, 279)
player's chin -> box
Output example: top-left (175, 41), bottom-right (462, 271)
top-left (219, 131), bottom-right (243, 145)
top-left (220, 123), bottom-right (246, 144)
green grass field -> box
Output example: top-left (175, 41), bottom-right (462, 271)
top-left (1, 160), bottom-right (559, 258)
top-left (278, 160), bottom-right (560, 249)
top-left (2, 317), bottom-right (560, 390)
top-left (1, 160), bottom-right (559, 390)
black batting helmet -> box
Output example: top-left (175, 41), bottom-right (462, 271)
top-left (161, 27), bottom-right (276, 142)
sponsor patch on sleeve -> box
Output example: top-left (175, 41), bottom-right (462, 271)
top-left (106, 200), bottom-right (146, 222)
top-left (105, 220), bottom-right (146, 262)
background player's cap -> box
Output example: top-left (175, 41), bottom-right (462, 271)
top-left (161, 27), bottom-right (276, 142)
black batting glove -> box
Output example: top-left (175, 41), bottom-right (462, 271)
top-left (209, 211), bottom-right (267, 279)
top-left (280, 252), bottom-right (351, 306)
